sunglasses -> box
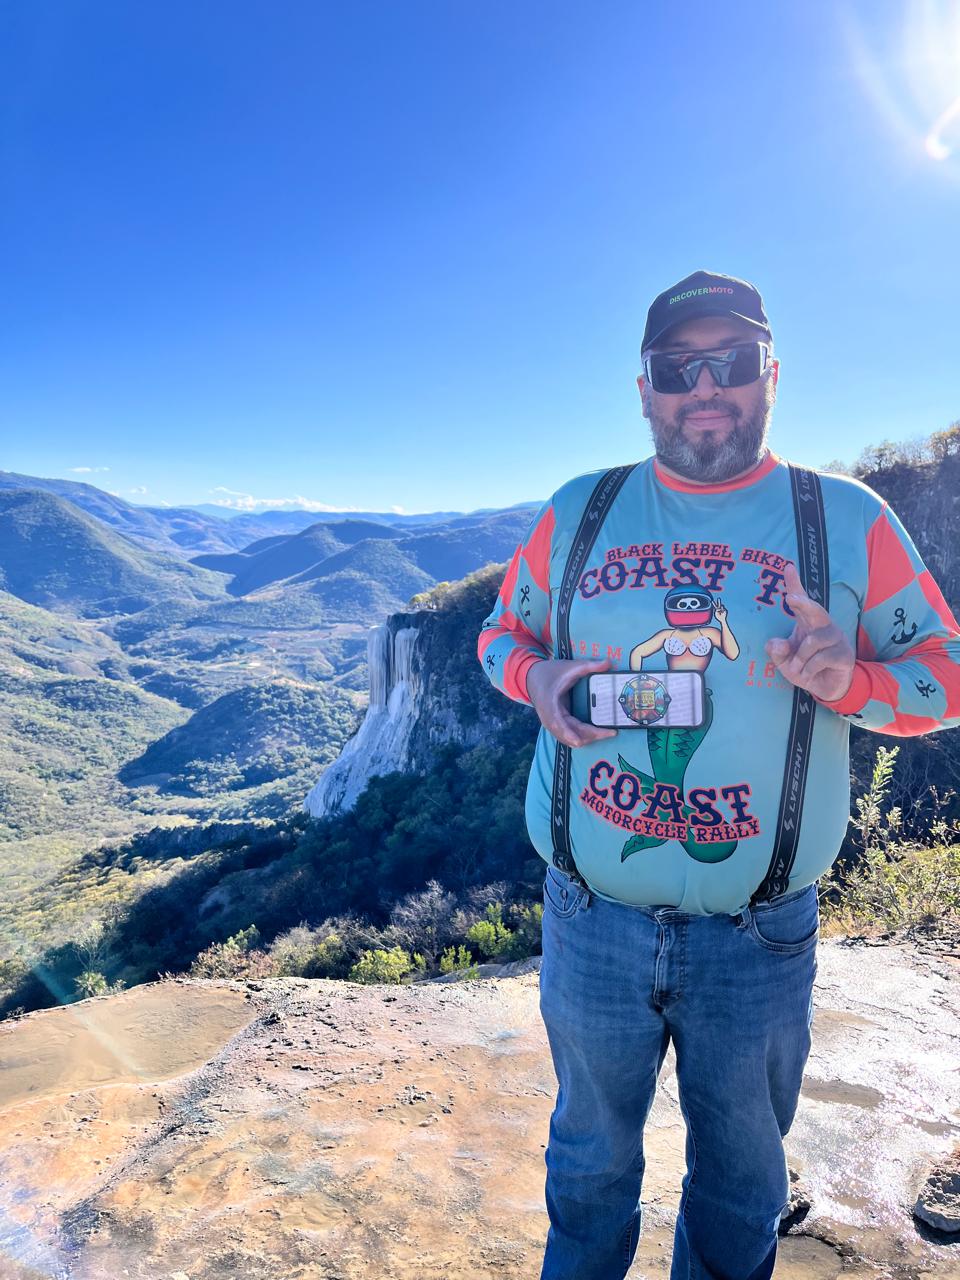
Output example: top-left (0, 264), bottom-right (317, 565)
top-left (642, 340), bottom-right (773, 395)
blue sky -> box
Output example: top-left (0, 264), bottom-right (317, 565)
top-left (1, 1), bottom-right (958, 516)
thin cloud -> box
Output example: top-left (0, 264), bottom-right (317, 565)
top-left (208, 486), bottom-right (368, 512)
top-left (68, 466), bottom-right (110, 473)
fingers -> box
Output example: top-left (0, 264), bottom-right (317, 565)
top-left (795, 643), bottom-right (852, 683)
top-left (527, 657), bottom-right (618, 747)
top-left (782, 560), bottom-right (804, 595)
top-left (766, 628), bottom-right (815, 678)
top-left (550, 656), bottom-right (615, 701)
top-left (782, 560), bottom-right (831, 628)
top-left (766, 633), bottom-right (798, 664)
top-left (772, 626), bottom-right (833, 678)
top-left (553, 709), bottom-right (618, 748)
top-left (548, 672), bottom-right (618, 746)
top-left (558, 655), bottom-right (614, 685)
top-left (768, 634), bottom-right (854, 694)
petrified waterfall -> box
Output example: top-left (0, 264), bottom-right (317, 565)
top-left (302, 622), bottom-right (421, 818)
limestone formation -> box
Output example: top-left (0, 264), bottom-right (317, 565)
top-left (914, 1147), bottom-right (960, 1233)
top-left (0, 938), bottom-right (957, 1277)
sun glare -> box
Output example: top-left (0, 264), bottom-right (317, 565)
top-left (844, 0), bottom-right (960, 172)
top-left (925, 93), bottom-right (960, 158)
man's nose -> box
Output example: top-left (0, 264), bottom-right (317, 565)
top-left (689, 362), bottom-right (720, 397)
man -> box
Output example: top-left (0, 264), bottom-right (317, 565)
top-left (476, 269), bottom-right (960, 1280)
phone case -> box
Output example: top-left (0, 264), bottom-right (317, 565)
top-left (588, 671), bottom-right (705, 729)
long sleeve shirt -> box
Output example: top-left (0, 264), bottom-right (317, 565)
top-left (477, 450), bottom-right (960, 915)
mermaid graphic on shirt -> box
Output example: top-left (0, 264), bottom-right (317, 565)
top-left (619, 587), bottom-right (742, 864)
top-left (629, 586), bottom-right (740, 670)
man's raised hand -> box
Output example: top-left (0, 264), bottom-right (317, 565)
top-left (765, 561), bottom-right (855, 703)
top-left (525, 656), bottom-right (619, 748)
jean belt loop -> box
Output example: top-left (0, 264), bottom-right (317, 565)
top-left (736, 905), bottom-right (751, 930)
top-left (570, 869), bottom-right (592, 910)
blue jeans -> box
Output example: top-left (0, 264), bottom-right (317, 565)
top-left (538, 863), bottom-right (819, 1280)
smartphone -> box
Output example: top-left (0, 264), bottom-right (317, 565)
top-left (587, 671), bottom-right (706, 729)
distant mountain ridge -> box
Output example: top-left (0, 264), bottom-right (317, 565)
top-left (0, 470), bottom-right (539, 627)
top-left (155, 499), bottom-right (543, 520)
top-left (0, 469), bottom-right (542, 563)
top-left (189, 511), bottom-right (532, 607)
top-left (0, 489), bottom-right (227, 618)
top-left (0, 470), bottom-right (242, 558)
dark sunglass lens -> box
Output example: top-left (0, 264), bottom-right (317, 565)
top-left (647, 342), bottom-right (765, 392)
top-left (727, 343), bottom-right (763, 386)
top-left (648, 353), bottom-right (688, 393)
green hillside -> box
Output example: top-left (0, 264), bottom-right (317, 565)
top-left (190, 519), bottom-right (411, 597)
top-left (0, 589), bottom-right (125, 681)
top-left (0, 590), bottom-right (189, 844)
top-left (400, 511), bottom-right (535, 580)
top-left (0, 468), bottom-right (240, 557)
top-left (184, 513), bottom-right (531, 601)
top-left (120, 680), bottom-right (363, 796)
top-left (285, 537), bottom-right (433, 612)
top-left (0, 488), bottom-right (229, 617)
top-left (196, 524), bottom-right (348, 595)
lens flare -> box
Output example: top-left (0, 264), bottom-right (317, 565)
top-left (843, 0), bottom-right (960, 175)
top-left (925, 93), bottom-right (960, 157)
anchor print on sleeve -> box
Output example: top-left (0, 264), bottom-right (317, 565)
top-left (892, 607), bottom-right (917, 646)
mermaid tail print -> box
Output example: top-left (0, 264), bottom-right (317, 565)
top-left (620, 588), bottom-right (741, 865)
top-left (618, 688), bottom-right (739, 864)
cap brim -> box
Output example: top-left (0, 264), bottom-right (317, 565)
top-left (642, 309), bottom-right (771, 354)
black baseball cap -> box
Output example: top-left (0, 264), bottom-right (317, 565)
top-left (641, 269), bottom-right (772, 354)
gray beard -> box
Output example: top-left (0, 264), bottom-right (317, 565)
top-left (648, 385), bottom-right (774, 483)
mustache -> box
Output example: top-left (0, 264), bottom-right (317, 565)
top-left (677, 401), bottom-right (741, 424)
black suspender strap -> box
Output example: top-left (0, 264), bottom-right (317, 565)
top-left (749, 463), bottom-right (829, 905)
top-left (550, 463), bottom-right (639, 884)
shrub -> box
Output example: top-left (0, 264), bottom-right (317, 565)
top-left (387, 879), bottom-right (460, 965)
top-left (75, 970), bottom-right (107, 998)
top-left (189, 925), bottom-right (278, 980)
top-left (438, 944), bottom-right (479, 977)
top-left (348, 946), bottom-right (414, 984)
top-left (269, 923), bottom-right (351, 979)
top-left (465, 902), bottom-right (513, 959)
top-left (821, 746), bottom-right (960, 939)
top-left (496, 902), bottom-right (544, 961)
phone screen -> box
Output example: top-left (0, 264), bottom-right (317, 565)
top-left (588, 671), bottom-right (705, 729)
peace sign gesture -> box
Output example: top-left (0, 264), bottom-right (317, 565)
top-left (765, 561), bottom-right (855, 703)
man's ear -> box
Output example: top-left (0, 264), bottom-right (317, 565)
top-left (770, 358), bottom-right (780, 387)
top-left (636, 373), bottom-right (651, 419)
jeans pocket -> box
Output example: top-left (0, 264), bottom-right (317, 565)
top-left (748, 883), bottom-right (820, 954)
top-left (543, 863), bottom-right (587, 919)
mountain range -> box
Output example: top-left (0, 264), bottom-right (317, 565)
top-left (0, 470), bottom-right (536, 622)
top-left (0, 469), bottom-right (541, 558)
top-left (0, 467), bottom-right (537, 953)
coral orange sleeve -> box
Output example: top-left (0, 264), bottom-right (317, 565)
top-left (816, 501), bottom-right (960, 735)
top-left (477, 499), bottom-right (555, 706)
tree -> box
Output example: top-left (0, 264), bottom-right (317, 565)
top-left (387, 879), bottom-right (459, 964)
top-left (929, 422), bottom-right (960, 461)
top-left (853, 439), bottom-right (900, 476)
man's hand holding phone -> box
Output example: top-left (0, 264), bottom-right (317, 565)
top-left (525, 657), bottom-right (619, 748)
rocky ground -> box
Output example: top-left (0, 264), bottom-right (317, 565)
top-left (0, 935), bottom-right (958, 1279)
